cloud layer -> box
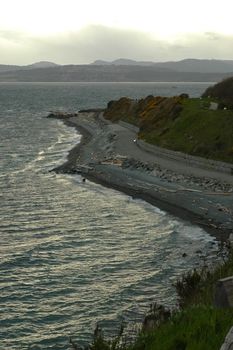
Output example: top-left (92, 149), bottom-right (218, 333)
top-left (0, 26), bottom-right (233, 65)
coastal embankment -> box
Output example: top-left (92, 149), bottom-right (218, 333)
top-left (49, 110), bottom-right (233, 240)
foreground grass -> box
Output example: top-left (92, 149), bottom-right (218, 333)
top-left (130, 306), bottom-right (233, 350)
top-left (86, 305), bottom-right (233, 350)
top-left (75, 247), bottom-right (233, 350)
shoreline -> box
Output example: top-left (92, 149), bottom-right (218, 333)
top-left (49, 111), bottom-right (233, 241)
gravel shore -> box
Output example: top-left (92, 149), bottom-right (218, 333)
top-left (50, 111), bottom-right (233, 241)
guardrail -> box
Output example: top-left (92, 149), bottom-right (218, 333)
top-left (101, 115), bottom-right (233, 175)
top-left (137, 139), bottom-right (233, 175)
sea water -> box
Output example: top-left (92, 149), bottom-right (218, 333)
top-left (0, 82), bottom-right (218, 349)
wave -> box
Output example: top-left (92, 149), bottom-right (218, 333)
top-left (0, 82), bottom-right (219, 349)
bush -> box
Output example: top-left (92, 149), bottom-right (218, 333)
top-left (202, 77), bottom-right (233, 109)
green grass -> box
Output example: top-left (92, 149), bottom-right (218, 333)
top-left (84, 305), bottom-right (233, 350)
top-left (89, 306), bottom-right (233, 350)
top-left (130, 306), bottom-right (233, 350)
top-left (142, 98), bottom-right (233, 163)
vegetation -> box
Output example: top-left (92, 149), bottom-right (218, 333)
top-left (142, 97), bottom-right (233, 163)
top-left (130, 306), bottom-right (233, 350)
top-left (104, 95), bottom-right (184, 127)
top-left (202, 76), bottom-right (233, 109)
top-left (71, 246), bottom-right (233, 350)
top-left (104, 93), bottom-right (233, 163)
top-left (71, 82), bottom-right (233, 349)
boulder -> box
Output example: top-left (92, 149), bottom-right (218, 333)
top-left (214, 276), bottom-right (233, 308)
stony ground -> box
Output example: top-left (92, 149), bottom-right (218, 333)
top-left (54, 111), bottom-right (233, 240)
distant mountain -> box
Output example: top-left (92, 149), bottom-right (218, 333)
top-left (0, 61), bottom-right (59, 73)
top-left (91, 59), bottom-right (111, 65)
top-left (0, 59), bottom-right (233, 82)
top-left (0, 63), bottom-right (231, 82)
top-left (91, 58), bottom-right (157, 66)
top-left (91, 58), bottom-right (233, 73)
top-left (155, 59), bottom-right (233, 73)
top-left (0, 64), bottom-right (21, 73)
top-left (26, 61), bottom-right (59, 69)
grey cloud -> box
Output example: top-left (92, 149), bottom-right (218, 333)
top-left (176, 32), bottom-right (233, 59)
top-left (32, 26), bottom-right (168, 63)
top-left (0, 25), bottom-right (233, 64)
top-left (0, 29), bottom-right (29, 43)
top-left (204, 32), bottom-right (221, 40)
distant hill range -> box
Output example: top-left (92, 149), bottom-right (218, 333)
top-left (0, 61), bottom-right (59, 73)
top-left (0, 59), bottom-right (233, 82)
top-left (91, 58), bottom-right (233, 74)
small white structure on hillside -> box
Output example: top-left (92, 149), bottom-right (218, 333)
top-left (209, 102), bottom-right (218, 110)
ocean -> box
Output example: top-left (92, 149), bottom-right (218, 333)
top-left (0, 82), bottom-right (218, 349)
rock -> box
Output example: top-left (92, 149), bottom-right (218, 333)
top-left (228, 233), bottom-right (233, 245)
top-left (214, 276), bottom-right (233, 308)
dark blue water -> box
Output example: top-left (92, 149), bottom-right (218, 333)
top-left (0, 82), bottom-right (218, 349)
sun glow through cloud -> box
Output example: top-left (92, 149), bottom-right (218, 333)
top-left (1, 0), bottom-right (233, 37)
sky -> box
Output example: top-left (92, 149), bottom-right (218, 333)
top-left (0, 0), bottom-right (233, 65)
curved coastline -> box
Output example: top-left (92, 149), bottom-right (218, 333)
top-left (50, 110), bottom-right (233, 240)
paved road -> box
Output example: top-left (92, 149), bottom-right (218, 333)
top-left (108, 123), bottom-right (233, 186)
top-left (59, 112), bottom-right (233, 237)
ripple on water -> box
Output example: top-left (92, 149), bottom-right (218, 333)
top-left (0, 82), bottom-right (218, 349)
top-left (0, 170), bottom-right (219, 349)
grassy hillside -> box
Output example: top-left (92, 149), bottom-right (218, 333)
top-left (104, 95), bottom-right (233, 164)
top-left (202, 76), bottom-right (233, 109)
top-left (143, 97), bottom-right (233, 163)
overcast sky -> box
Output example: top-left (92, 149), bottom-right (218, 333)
top-left (1, 0), bottom-right (233, 65)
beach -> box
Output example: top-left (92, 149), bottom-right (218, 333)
top-left (51, 110), bottom-right (233, 241)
